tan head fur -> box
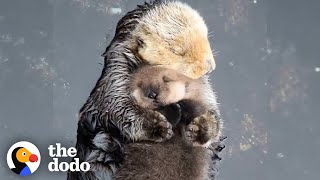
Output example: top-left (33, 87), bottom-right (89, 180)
top-left (131, 1), bottom-right (215, 79)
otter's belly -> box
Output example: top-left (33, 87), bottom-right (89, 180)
top-left (113, 136), bottom-right (212, 180)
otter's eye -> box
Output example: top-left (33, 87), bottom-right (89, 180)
top-left (137, 37), bottom-right (145, 48)
top-left (147, 90), bottom-right (157, 99)
top-left (163, 75), bottom-right (173, 83)
top-left (170, 46), bottom-right (186, 56)
top-left (22, 152), bottom-right (26, 156)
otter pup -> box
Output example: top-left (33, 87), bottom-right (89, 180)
top-left (113, 66), bottom-right (224, 180)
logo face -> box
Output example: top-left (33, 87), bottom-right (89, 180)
top-left (7, 141), bottom-right (41, 176)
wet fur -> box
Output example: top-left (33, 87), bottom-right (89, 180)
top-left (68, 1), bottom-right (222, 180)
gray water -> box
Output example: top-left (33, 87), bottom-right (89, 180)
top-left (0, 0), bottom-right (319, 179)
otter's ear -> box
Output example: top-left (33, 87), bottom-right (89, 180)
top-left (163, 75), bottom-right (173, 83)
top-left (137, 37), bottom-right (145, 48)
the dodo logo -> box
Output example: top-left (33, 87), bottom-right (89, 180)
top-left (7, 141), bottom-right (41, 176)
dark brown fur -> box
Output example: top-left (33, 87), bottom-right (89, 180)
top-left (114, 136), bottom-right (213, 180)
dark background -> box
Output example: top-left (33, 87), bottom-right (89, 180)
top-left (0, 0), bottom-right (319, 179)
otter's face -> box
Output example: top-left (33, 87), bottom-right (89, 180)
top-left (132, 75), bottom-right (186, 109)
top-left (132, 2), bottom-right (215, 79)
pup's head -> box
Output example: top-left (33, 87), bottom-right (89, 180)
top-left (132, 1), bottom-right (215, 79)
top-left (131, 66), bottom-right (188, 109)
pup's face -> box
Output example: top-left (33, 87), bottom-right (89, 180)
top-left (132, 75), bottom-right (186, 109)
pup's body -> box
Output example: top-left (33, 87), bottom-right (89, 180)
top-left (113, 66), bottom-right (224, 180)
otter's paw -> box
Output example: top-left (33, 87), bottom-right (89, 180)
top-left (142, 110), bottom-right (173, 142)
top-left (185, 111), bottom-right (220, 147)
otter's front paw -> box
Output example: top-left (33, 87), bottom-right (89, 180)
top-left (185, 111), bottom-right (220, 147)
top-left (142, 110), bottom-right (173, 142)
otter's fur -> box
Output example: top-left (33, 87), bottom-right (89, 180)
top-left (67, 1), bottom-right (222, 180)
top-left (112, 66), bottom-right (224, 180)
top-left (114, 137), bottom-right (213, 180)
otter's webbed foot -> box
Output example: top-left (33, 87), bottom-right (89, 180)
top-left (209, 136), bottom-right (227, 161)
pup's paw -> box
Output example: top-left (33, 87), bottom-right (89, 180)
top-left (142, 110), bottom-right (173, 142)
top-left (185, 111), bottom-right (220, 147)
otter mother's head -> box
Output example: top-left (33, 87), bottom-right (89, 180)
top-left (132, 1), bottom-right (215, 79)
top-left (104, 1), bottom-right (215, 79)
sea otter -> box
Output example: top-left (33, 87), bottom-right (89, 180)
top-left (67, 1), bottom-right (222, 180)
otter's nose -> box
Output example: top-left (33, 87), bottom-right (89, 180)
top-left (206, 68), bottom-right (212, 75)
top-left (205, 58), bottom-right (216, 75)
